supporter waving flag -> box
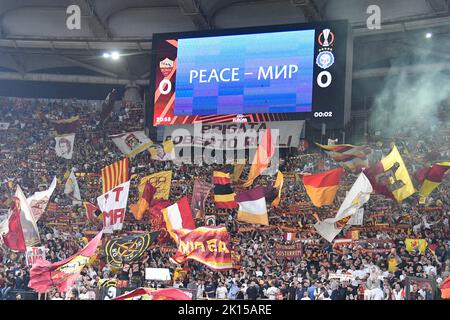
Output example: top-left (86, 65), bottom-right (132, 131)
top-left (29, 230), bottom-right (103, 293)
top-left (213, 166), bottom-right (237, 209)
top-left (314, 173), bottom-right (372, 242)
top-left (170, 226), bottom-right (233, 271)
top-left (101, 158), bottom-right (129, 194)
top-left (415, 162), bottom-right (450, 203)
top-left (363, 145), bottom-right (415, 203)
top-left (162, 196), bottom-right (195, 243)
top-left (303, 167), bottom-right (344, 207)
top-left (236, 186), bottom-right (269, 226)
top-left (243, 128), bottom-right (275, 187)
top-left (316, 143), bottom-right (370, 172)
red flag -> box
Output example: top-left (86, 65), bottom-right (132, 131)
top-left (113, 287), bottom-right (192, 300)
top-left (2, 198), bottom-right (26, 252)
top-left (83, 201), bottom-right (101, 223)
top-left (130, 181), bottom-right (156, 221)
top-left (29, 230), bottom-right (103, 293)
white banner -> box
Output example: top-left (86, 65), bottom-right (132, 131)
top-left (0, 122), bottom-right (10, 130)
top-left (27, 176), bottom-right (57, 221)
top-left (110, 131), bottom-right (153, 158)
top-left (163, 121), bottom-right (304, 150)
top-left (64, 169), bottom-right (82, 206)
top-left (348, 208), bottom-right (364, 226)
top-left (25, 246), bottom-right (47, 266)
top-left (97, 180), bottom-right (130, 234)
top-left (55, 134), bottom-right (75, 159)
top-left (145, 268), bottom-right (171, 281)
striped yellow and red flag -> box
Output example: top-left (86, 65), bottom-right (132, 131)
top-left (303, 167), bottom-right (344, 207)
top-left (315, 143), bottom-right (370, 172)
top-left (101, 158), bottom-right (129, 194)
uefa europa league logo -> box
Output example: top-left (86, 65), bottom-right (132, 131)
top-left (322, 29), bottom-right (331, 46)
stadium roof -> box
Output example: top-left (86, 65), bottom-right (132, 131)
top-left (0, 0), bottom-right (449, 85)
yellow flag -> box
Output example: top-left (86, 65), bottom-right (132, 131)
top-left (272, 171), bottom-right (284, 207)
top-left (230, 163), bottom-right (245, 182)
top-left (380, 146), bottom-right (416, 203)
top-left (405, 238), bottom-right (428, 254)
top-left (138, 171), bottom-right (172, 200)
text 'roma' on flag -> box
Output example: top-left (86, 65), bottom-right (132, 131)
top-left (303, 167), bottom-right (344, 207)
top-left (101, 158), bottom-right (129, 194)
top-left (243, 128), bottom-right (275, 187)
top-left (29, 230), bottom-right (103, 293)
top-left (315, 143), bottom-right (370, 172)
top-left (236, 186), bottom-right (269, 226)
top-left (363, 145), bottom-right (415, 203)
top-left (416, 162), bottom-right (450, 203)
top-left (213, 168), bottom-right (237, 209)
top-left (162, 196), bottom-right (195, 243)
top-left (170, 226), bottom-right (233, 271)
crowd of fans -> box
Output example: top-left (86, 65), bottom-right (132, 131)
top-left (0, 95), bottom-right (448, 300)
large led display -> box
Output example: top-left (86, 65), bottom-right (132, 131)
top-left (149, 21), bottom-right (351, 129)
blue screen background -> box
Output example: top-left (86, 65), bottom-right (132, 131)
top-left (174, 29), bottom-right (315, 116)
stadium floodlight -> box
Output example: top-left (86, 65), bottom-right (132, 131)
top-left (111, 51), bottom-right (120, 60)
top-left (102, 52), bottom-right (110, 58)
top-left (425, 32), bottom-right (432, 39)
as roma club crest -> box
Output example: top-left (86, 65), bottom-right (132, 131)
top-left (159, 58), bottom-right (174, 77)
top-left (105, 232), bottom-right (159, 268)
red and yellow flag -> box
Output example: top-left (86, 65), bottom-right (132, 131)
top-left (441, 276), bottom-right (450, 299)
top-left (303, 167), bottom-right (344, 207)
top-left (101, 158), bottom-right (129, 194)
top-left (130, 181), bottom-right (156, 221)
top-left (416, 162), bottom-right (450, 203)
top-left (243, 129), bottom-right (274, 187)
top-left (170, 226), bottom-right (232, 271)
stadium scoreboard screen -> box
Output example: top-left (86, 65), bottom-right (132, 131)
top-left (149, 21), bottom-right (352, 129)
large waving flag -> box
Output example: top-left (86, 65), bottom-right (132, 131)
top-left (15, 186), bottom-right (40, 246)
top-left (271, 171), bottom-right (284, 207)
top-left (170, 226), bottom-right (232, 271)
top-left (213, 168), bottom-right (237, 209)
top-left (243, 129), bottom-right (275, 187)
top-left (316, 143), bottom-right (370, 172)
top-left (83, 202), bottom-right (102, 224)
top-left (27, 176), bottom-right (57, 221)
top-left (104, 232), bottom-right (159, 268)
top-left (303, 167), bottom-right (344, 207)
top-left (64, 169), bottom-right (81, 206)
top-left (29, 230), bottom-right (103, 293)
top-left (130, 181), bottom-right (156, 221)
top-left (110, 131), bottom-right (153, 158)
top-left (314, 173), bottom-right (373, 242)
top-left (236, 186), bottom-right (269, 226)
top-left (363, 146), bottom-right (415, 203)
top-left (416, 162), bottom-right (450, 203)
top-left (191, 179), bottom-right (213, 219)
top-left (97, 180), bottom-right (130, 233)
top-left (51, 116), bottom-right (80, 135)
top-left (138, 171), bottom-right (172, 200)
top-left (162, 196), bottom-right (195, 243)
top-left (1, 198), bottom-right (26, 252)
top-left (101, 158), bottom-right (129, 194)
top-left (113, 288), bottom-right (192, 300)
